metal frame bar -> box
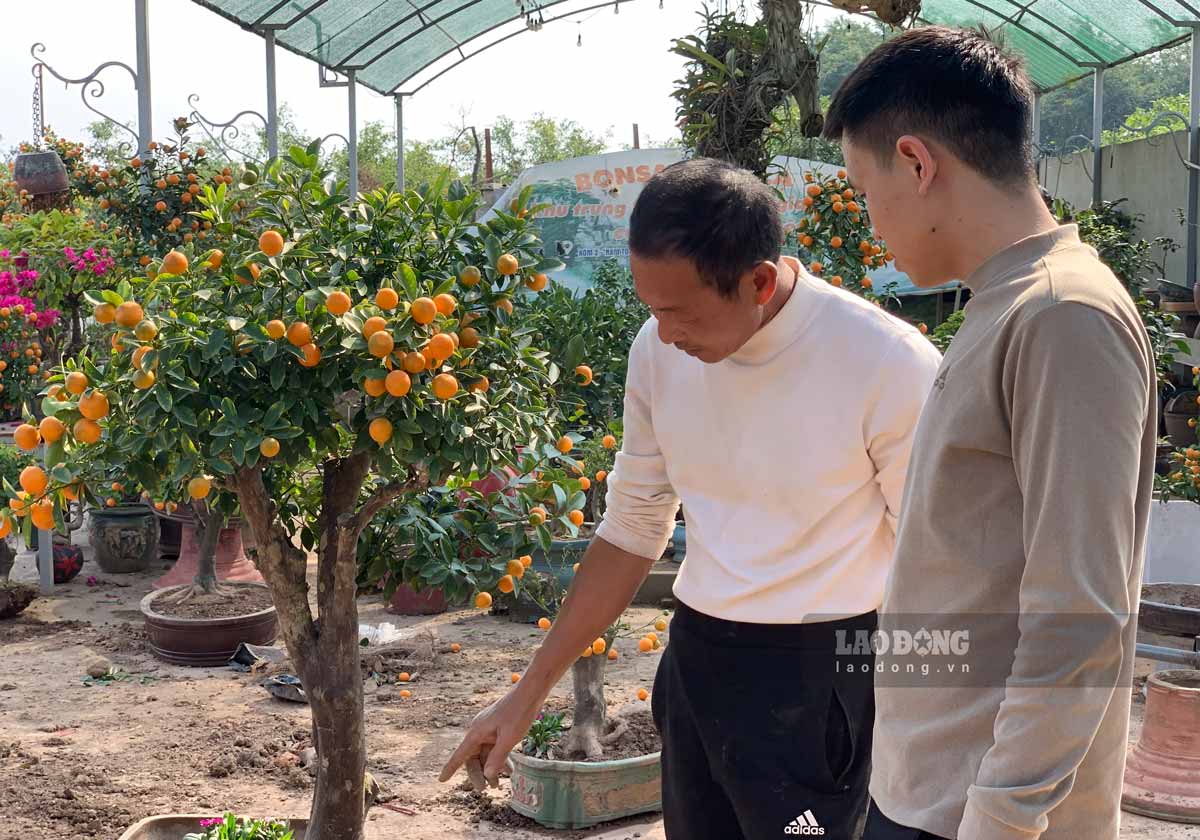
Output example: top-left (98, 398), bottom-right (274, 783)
top-left (347, 69), bottom-right (358, 197)
top-left (1130, 0), bottom-right (1200, 24)
top-left (955, 0), bottom-right (1102, 68)
top-left (266, 30), bottom-right (279, 160)
top-left (263, 0), bottom-right (337, 30)
top-left (399, 0), bottom-right (639, 94)
top-left (341, 0), bottom-right (493, 73)
top-left (334, 0), bottom-right (450, 66)
top-left (1031, 92), bottom-right (1041, 147)
top-left (134, 0), bottom-right (152, 153)
top-left (395, 94), bottom-right (405, 191)
top-left (1092, 66), bottom-right (1104, 206)
top-left (1190, 29), bottom-right (1200, 287)
top-left (988, 0), bottom-right (1112, 63)
top-left (253, 0), bottom-right (294, 26)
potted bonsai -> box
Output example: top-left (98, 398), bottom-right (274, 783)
top-left (508, 583), bottom-right (672, 829)
top-left (21, 147), bottom-right (578, 840)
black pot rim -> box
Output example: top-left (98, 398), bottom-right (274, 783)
top-left (140, 581), bottom-right (276, 625)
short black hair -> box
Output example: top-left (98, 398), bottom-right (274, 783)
top-left (823, 26), bottom-right (1035, 185)
top-left (629, 158), bottom-right (782, 297)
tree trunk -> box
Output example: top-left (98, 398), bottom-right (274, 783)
top-left (564, 654), bottom-right (607, 760)
top-left (759, 0), bottom-right (822, 138)
top-left (192, 501), bottom-right (223, 593)
top-left (233, 454), bottom-right (375, 840)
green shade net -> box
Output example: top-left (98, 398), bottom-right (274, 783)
top-left (191, 0), bottom-right (1200, 94)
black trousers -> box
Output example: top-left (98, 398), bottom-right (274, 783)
top-left (861, 801), bottom-right (952, 840)
top-left (652, 601), bottom-right (877, 840)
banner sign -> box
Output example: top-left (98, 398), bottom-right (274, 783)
top-left (485, 149), bottom-right (957, 297)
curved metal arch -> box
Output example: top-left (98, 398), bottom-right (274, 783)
top-left (187, 94), bottom-right (268, 164)
top-left (30, 42), bottom-right (139, 148)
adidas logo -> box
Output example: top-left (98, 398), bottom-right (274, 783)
top-left (784, 809), bottom-right (825, 835)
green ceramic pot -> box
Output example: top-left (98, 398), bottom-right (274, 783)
top-left (507, 749), bottom-right (662, 829)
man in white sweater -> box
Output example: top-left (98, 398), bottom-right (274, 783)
top-left (442, 158), bottom-right (941, 839)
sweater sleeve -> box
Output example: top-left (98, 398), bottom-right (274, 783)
top-left (863, 331), bottom-right (942, 534)
top-left (594, 321), bottom-right (680, 560)
top-left (958, 303), bottom-right (1150, 840)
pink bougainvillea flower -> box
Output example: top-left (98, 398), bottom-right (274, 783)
top-left (86, 576), bottom-right (98, 587)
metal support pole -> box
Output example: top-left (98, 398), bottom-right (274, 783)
top-left (633, 123), bottom-right (640, 149)
top-left (134, 0), bottom-right (152, 154)
top-left (1092, 66), bottom-right (1104, 207)
top-left (1030, 94), bottom-right (1040, 147)
top-left (394, 94), bottom-right (404, 190)
top-left (265, 31), bottom-right (279, 161)
top-left (347, 70), bottom-right (358, 196)
top-left (484, 128), bottom-right (494, 184)
top-left (1188, 30), bottom-right (1200, 288)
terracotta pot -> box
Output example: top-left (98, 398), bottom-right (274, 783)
top-left (386, 582), bottom-right (447, 615)
top-left (141, 582), bottom-right (278, 667)
top-left (155, 521), bottom-right (262, 589)
top-left (118, 815), bottom-right (307, 840)
top-left (507, 749), bottom-right (662, 829)
top-left (1122, 669), bottom-right (1200, 823)
top-left (90, 504), bottom-right (159, 574)
top-left (13, 150), bottom-right (68, 195)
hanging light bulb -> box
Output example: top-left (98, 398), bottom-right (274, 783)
top-left (577, 30), bottom-right (582, 47)
top-left (659, 0), bottom-right (664, 7)
top-left (614, 2), bottom-right (619, 13)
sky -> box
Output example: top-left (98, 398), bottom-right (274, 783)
top-left (2, 0), bottom-right (844, 156)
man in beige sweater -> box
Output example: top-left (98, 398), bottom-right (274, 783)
top-left (823, 26), bottom-right (1156, 840)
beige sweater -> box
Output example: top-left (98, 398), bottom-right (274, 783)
top-left (870, 225), bottom-right (1157, 840)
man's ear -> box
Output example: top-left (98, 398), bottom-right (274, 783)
top-left (895, 135), bottom-right (937, 197)
top-left (750, 261), bottom-right (778, 306)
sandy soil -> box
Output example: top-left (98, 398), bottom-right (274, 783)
top-left (0, 535), bottom-right (1192, 840)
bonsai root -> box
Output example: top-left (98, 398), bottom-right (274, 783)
top-left (168, 580), bottom-right (235, 604)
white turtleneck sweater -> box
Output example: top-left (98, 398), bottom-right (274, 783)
top-left (596, 260), bottom-right (942, 623)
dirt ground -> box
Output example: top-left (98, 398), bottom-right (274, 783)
top-left (0, 537), bottom-right (1193, 840)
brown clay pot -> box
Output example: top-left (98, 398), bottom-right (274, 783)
top-left (140, 582), bottom-right (278, 667)
top-left (1122, 669), bottom-right (1200, 823)
top-left (13, 150), bottom-right (68, 195)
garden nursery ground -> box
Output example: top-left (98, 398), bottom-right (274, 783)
top-left (0, 534), bottom-right (1192, 840)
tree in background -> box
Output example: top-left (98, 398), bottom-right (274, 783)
top-left (490, 114), bottom-right (609, 184)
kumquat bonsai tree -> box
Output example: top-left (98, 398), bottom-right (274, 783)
top-left (1, 145), bottom-right (592, 840)
top-left (794, 168), bottom-right (895, 301)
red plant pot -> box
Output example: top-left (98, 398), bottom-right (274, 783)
top-left (1123, 669), bottom-right (1200, 823)
top-left (386, 583), bottom-right (448, 616)
top-left (155, 521), bottom-right (262, 589)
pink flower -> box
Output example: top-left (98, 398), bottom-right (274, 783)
top-left (198, 817), bottom-right (223, 828)
top-left (86, 575), bottom-right (98, 587)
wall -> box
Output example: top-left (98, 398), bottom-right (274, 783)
top-left (1040, 130), bottom-right (1192, 286)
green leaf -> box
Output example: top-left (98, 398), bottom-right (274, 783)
top-left (155, 387), bottom-right (173, 412)
top-left (101, 290), bottom-right (124, 306)
top-left (553, 483), bottom-right (567, 510)
top-left (227, 316), bottom-right (247, 332)
top-left (564, 334), bottom-right (585, 370)
top-left (174, 404), bottom-right (198, 426)
top-left (270, 360), bottom-right (285, 391)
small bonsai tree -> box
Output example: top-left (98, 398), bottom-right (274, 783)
top-left (6, 147), bottom-right (584, 840)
